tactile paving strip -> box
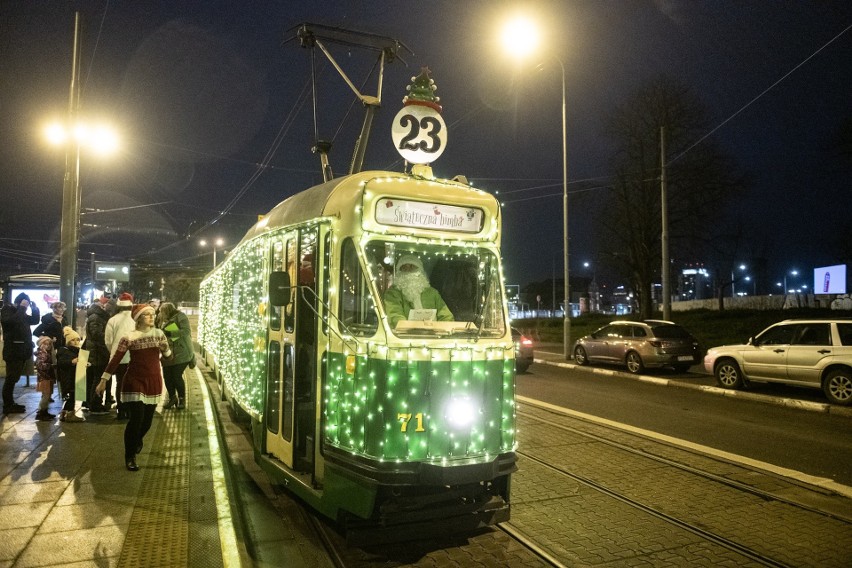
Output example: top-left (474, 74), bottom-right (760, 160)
top-left (116, 373), bottom-right (218, 568)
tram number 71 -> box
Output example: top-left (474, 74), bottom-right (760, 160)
top-left (397, 413), bottom-right (426, 433)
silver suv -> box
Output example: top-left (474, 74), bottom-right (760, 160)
top-left (573, 320), bottom-right (702, 374)
top-left (704, 319), bottom-right (852, 406)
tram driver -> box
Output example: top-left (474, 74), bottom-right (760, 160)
top-left (383, 254), bottom-right (454, 329)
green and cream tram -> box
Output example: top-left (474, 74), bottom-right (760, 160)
top-left (198, 165), bottom-right (517, 539)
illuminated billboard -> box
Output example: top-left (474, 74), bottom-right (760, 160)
top-left (94, 262), bottom-right (130, 282)
top-left (814, 265), bottom-right (846, 294)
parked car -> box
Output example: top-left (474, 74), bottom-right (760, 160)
top-left (573, 320), bottom-right (702, 374)
top-left (704, 319), bottom-right (852, 406)
top-left (512, 327), bottom-right (534, 373)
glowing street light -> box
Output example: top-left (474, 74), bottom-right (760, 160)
top-left (47, 12), bottom-right (119, 325)
top-left (785, 269), bottom-right (799, 293)
top-left (200, 238), bottom-right (225, 268)
top-left (500, 15), bottom-right (571, 360)
top-left (731, 263), bottom-right (747, 296)
top-left (45, 122), bottom-right (119, 154)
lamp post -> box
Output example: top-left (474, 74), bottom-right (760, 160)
top-left (784, 269), bottom-right (798, 293)
top-left (584, 261), bottom-right (598, 313)
top-left (501, 16), bottom-right (570, 359)
top-left (744, 275), bottom-right (756, 295)
top-left (731, 264), bottom-right (746, 296)
top-left (200, 238), bottom-right (225, 268)
top-left (58, 12), bottom-right (82, 326)
top-left (49, 13), bottom-right (118, 326)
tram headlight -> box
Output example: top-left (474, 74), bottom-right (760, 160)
top-left (445, 397), bottom-right (476, 430)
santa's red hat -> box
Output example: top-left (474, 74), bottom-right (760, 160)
top-left (117, 292), bottom-right (134, 307)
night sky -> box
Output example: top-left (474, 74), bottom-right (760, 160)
top-left (1, 1), bottom-right (850, 292)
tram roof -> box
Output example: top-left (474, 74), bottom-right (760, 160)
top-left (238, 169), bottom-right (500, 246)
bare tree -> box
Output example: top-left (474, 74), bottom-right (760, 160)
top-left (602, 76), bottom-right (746, 318)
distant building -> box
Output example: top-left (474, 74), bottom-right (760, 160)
top-left (678, 266), bottom-right (712, 300)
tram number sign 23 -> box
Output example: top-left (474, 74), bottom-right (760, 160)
top-left (392, 105), bottom-right (447, 165)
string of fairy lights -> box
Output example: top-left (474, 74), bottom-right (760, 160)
top-left (199, 173), bottom-right (517, 464)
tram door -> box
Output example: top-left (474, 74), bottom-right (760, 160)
top-left (293, 229), bottom-right (318, 473)
top-left (265, 234), bottom-right (296, 468)
top-left (264, 228), bottom-right (318, 475)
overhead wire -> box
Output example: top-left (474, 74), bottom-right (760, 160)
top-left (80, 0), bottom-right (111, 102)
top-left (668, 23), bottom-right (852, 166)
top-left (489, 24), bottom-right (852, 207)
top-left (134, 74), bottom-right (315, 258)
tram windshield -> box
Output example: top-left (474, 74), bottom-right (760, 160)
top-left (362, 240), bottom-right (506, 338)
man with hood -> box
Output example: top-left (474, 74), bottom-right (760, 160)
top-left (1, 293), bottom-right (40, 413)
top-left (383, 254), bottom-right (454, 329)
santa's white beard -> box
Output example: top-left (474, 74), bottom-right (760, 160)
top-left (395, 272), bottom-right (430, 309)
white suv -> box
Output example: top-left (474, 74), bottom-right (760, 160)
top-left (704, 319), bottom-right (852, 405)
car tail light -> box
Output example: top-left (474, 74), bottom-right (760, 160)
top-left (520, 336), bottom-right (533, 346)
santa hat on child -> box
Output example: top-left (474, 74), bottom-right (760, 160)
top-left (131, 304), bottom-right (155, 321)
top-left (117, 292), bottom-right (134, 307)
top-left (63, 326), bottom-right (81, 344)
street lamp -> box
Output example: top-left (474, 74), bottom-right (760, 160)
top-left (783, 269), bottom-right (799, 293)
top-left (744, 275), bottom-right (756, 295)
top-left (200, 238), bottom-right (225, 268)
top-left (583, 261), bottom-right (598, 312)
top-left (501, 16), bottom-right (570, 359)
top-left (731, 264), bottom-right (746, 296)
top-left (47, 12), bottom-right (119, 326)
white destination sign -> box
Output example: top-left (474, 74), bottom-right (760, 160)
top-left (375, 198), bottom-right (483, 233)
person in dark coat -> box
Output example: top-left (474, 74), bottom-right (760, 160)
top-left (1, 293), bottom-right (40, 413)
top-left (56, 326), bottom-right (85, 422)
top-left (33, 301), bottom-right (69, 348)
top-left (157, 302), bottom-right (194, 409)
top-left (84, 296), bottom-right (111, 414)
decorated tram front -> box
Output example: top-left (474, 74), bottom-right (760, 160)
top-left (199, 61), bottom-right (517, 537)
top-left (198, 168), bottom-right (517, 533)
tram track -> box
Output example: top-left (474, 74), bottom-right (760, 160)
top-left (497, 523), bottom-right (569, 567)
top-left (513, 448), bottom-right (794, 568)
top-left (306, 505), bottom-right (564, 567)
top-left (517, 408), bottom-right (852, 524)
top-left (513, 406), bottom-right (852, 567)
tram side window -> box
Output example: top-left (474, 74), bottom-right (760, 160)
top-left (339, 238), bottom-right (378, 336)
top-left (285, 238), bottom-right (297, 332)
top-left (475, 253), bottom-right (506, 335)
top-left (270, 241), bottom-right (285, 331)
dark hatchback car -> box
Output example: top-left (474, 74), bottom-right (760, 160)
top-left (573, 320), bottom-right (702, 374)
top-left (512, 328), bottom-right (534, 373)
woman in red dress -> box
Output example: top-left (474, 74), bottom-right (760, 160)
top-left (97, 304), bottom-right (171, 471)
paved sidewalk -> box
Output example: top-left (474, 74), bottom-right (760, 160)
top-left (0, 369), bottom-right (244, 568)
